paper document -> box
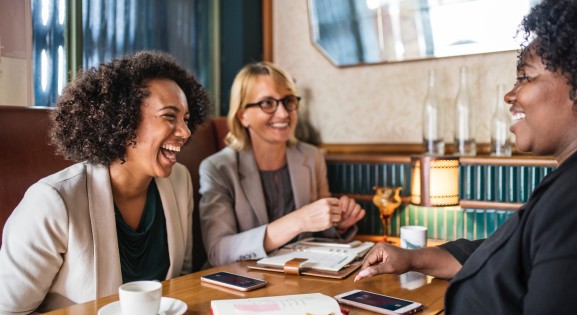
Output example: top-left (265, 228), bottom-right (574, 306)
top-left (210, 293), bottom-right (343, 315)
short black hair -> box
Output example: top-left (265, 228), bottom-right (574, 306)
top-left (51, 50), bottom-right (211, 165)
top-left (518, 0), bottom-right (577, 100)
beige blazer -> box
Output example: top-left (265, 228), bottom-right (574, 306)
top-left (199, 142), bottom-right (352, 267)
top-left (0, 162), bottom-right (193, 315)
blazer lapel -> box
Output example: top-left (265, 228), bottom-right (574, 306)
top-left (287, 145), bottom-right (311, 209)
top-left (155, 177), bottom-right (184, 278)
top-left (85, 163), bottom-right (122, 297)
top-left (239, 149), bottom-right (269, 224)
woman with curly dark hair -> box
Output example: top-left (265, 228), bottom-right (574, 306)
top-left (0, 51), bottom-right (210, 314)
top-left (355, 0), bottom-right (577, 314)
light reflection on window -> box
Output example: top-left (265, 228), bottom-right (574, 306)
top-left (57, 46), bottom-right (64, 95)
top-left (41, 0), bottom-right (50, 26)
top-left (33, 0), bottom-right (66, 106)
top-left (58, 0), bottom-right (65, 25)
top-left (40, 49), bottom-right (48, 92)
top-left (429, 0), bottom-right (530, 57)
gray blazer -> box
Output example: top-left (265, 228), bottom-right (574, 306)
top-left (199, 142), bottom-right (348, 267)
top-left (0, 162), bottom-right (193, 314)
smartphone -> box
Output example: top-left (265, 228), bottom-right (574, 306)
top-left (299, 237), bottom-right (361, 248)
top-left (334, 290), bottom-right (423, 315)
top-left (200, 272), bottom-right (267, 292)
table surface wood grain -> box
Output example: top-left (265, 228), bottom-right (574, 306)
top-left (43, 260), bottom-right (448, 315)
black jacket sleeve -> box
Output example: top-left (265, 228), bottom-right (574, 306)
top-left (438, 238), bottom-right (484, 265)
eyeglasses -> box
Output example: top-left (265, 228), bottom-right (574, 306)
top-left (244, 95), bottom-right (301, 114)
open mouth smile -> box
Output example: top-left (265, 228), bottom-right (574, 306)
top-left (160, 144), bottom-right (181, 162)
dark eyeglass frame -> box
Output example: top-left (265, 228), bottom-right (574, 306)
top-left (244, 95), bottom-right (301, 114)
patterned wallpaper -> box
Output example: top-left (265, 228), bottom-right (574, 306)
top-left (273, 0), bottom-right (519, 145)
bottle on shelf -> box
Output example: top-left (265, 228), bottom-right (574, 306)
top-left (453, 66), bottom-right (476, 156)
top-left (491, 84), bottom-right (512, 156)
top-left (422, 69), bottom-right (444, 155)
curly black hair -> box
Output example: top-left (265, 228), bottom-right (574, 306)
top-left (51, 50), bottom-right (212, 165)
top-left (518, 0), bottom-right (577, 100)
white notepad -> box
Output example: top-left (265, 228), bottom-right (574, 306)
top-left (256, 240), bottom-right (374, 272)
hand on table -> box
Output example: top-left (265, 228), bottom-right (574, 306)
top-left (354, 242), bottom-right (411, 282)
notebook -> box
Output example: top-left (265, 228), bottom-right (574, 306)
top-left (257, 239), bottom-right (373, 272)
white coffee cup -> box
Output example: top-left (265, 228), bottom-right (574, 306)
top-left (118, 281), bottom-right (162, 315)
top-left (400, 225), bottom-right (427, 249)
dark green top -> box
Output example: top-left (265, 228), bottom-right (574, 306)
top-left (114, 180), bottom-right (169, 283)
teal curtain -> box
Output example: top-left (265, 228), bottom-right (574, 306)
top-left (31, 0), bottom-right (212, 107)
top-left (32, 0), bottom-right (66, 107)
top-left (82, 0), bottom-right (211, 88)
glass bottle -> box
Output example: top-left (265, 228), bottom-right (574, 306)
top-left (453, 66), bottom-right (476, 156)
top-left (491, 84), bottom-right (512, 156)
top-left (422, 69), bottom-right (445, 155)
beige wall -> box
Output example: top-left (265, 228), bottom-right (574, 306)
top-left (273, 0), bottom-right (518, 145)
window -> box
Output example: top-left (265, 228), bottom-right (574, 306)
top-left (32, 0), bottom-right (66, 107)
top-left (31, 0), bottom-right (212, 107)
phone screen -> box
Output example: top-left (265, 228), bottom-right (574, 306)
top-left (201, 272), bottom-right (265, 289)
top-left (340, 291), bottom-right (413, 311)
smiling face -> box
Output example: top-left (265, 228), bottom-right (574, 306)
top-left (238, 75), bottom-right (297, 149)
top-left (505, 49), bottom-right (577, 161)
top-left (122, 79), bottom-right (191, 178)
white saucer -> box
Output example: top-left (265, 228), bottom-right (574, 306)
top-left (98, 297), bottom-right (187, 315)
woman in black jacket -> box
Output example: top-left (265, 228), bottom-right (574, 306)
top-left (355, 0), bottom-right (577, 314)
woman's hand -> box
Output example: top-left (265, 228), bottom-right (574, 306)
top-left (354, 242), bottom-right (412, 282)
top-left (296, 198), bottom-right (342, 232)
top-left (336, 195), bottom-right (365, 232)
top-left (265, 198), bottom-right (341, 252)
top-left (354, 242), bottom-right (462, 281)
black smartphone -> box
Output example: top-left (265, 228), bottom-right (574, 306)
top-left (335, 290), bottom-right (423, 315)
top-left (200, 272), bottom-right (267, 292)
top-left (299, 237), bottom-right (361, 248)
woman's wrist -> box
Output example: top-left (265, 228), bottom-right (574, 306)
top-left (284, 209), bottom-right (305, 235)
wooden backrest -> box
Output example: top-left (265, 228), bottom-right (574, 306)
top-left (0, 106), bottom-right (74, 248)
top-left (0, 105), bottom-right (228, 270)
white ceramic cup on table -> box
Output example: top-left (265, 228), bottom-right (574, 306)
top-left (400, 225), bottom-right (428, 249)
top-left (118, 281), bottom-right (162, 315)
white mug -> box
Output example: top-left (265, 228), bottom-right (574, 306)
top-left (118, 281), bottom-right (162, 315)
top-left (400, 225), bottom-right (427, 249)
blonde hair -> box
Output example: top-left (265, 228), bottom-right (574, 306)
top-left (225, 61), bottom-right (299, 151)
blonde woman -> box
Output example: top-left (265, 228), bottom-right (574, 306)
top-left (199, 62), bottom-right (365, 267)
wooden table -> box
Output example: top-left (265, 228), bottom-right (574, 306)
top-left (44, 261), bottom-right (448, 315)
